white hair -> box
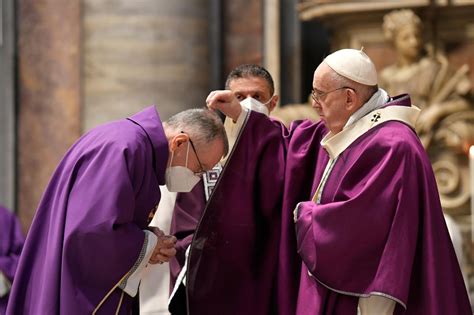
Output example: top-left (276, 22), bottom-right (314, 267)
top-left (165, 108), bottom-right (229, 156)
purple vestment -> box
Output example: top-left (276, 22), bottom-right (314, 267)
top-left (170, 111), bottom-right (286, 314)
top-left (287, 95), bottom-right (471, 314)
top-left (7, 106), bottom-right (168, 315)
top-left (171, 94), bottom-right (470, 314)
top-left (0, 206), bottom-right (24, 314)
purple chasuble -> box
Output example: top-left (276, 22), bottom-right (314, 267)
top-left (0, 206), bottom-right (24, 314)
top-left (170, 111), bottom-right (286, 314)
top-left (7, 106), bottom-right (168, 315)
top-left (289, 95), bottom-right (471, 314)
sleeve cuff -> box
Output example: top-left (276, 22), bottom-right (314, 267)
top-left (0, 271), bottom-right (11, 298)
top-left (358, 295), bottom-right (396, 315)
top-left (235, 105), bottom-right (249, 125)
top-left (119, 230), bottom-right (158, 297)
top-left (293, 202), bottom-right (303, 222)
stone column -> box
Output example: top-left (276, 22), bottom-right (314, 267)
top-left (0, 0), bottom-right (16, 210)
top-left (223, 1), bottom-right (264, 75)
top-left (263, 0), bottom-right (281, 97)
top-left (82, 0), bottom-right (211, 130)
top-left (17, 0), bottom-right (81, 232)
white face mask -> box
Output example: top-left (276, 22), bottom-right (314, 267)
top-left (165, 141), bottom-right (201, 192)
top-left (239, 97), bottom-right (271, 116)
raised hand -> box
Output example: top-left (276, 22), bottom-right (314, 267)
top-left (206, 90), bottom-right (242, 121)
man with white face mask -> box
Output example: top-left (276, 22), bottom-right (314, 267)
top-left (156, 64), bottom-right (284, 315)
top-left (219, 64), bottom-right (278, 165)
top-left (7, 107), bottom-right (228, 315)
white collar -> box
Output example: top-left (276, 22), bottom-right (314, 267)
top-left (321, 103), bottom-right (420, 159)
top-left (345, 88), bottom-right (389, 127)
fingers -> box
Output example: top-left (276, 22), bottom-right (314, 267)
top-left (157, 235), bottom-right (176, 247)
top-left (148, 234), bottom-right (177, 264)
top-left (206, 90), bottom-right (242, 121)
top-left (149, 253), bottom-right (169, 264)
top-left (205, 90), bottom-right (220, 104)
top-left (163, 235), bottom-right (177, 244)
top-left (159, 247), bottom-right (177, 258)
top-left (206, 90), bottom-right (234, 110)
top-left (148, 226), bottom-right (165, 238)
top-left (149, 247), bottom-right (177, 265)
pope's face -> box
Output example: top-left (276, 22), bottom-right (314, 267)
top-left (311, 63), bottom-right (353, 134)
top-left (394, 24), bottom-right (422, 61)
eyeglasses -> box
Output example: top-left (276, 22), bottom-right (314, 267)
top-left (311, 86), bottom-right (354, 102)
top-left (188, 137), bottom-right (205, 176)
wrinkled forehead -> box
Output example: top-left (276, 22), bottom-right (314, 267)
top-left (228, 77), bottom-right (273, 97)
top-left (313, 62), bottom-right (334, 89)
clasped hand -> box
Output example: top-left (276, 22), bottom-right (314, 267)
top-left (148, 227), bottom-right (177, 265)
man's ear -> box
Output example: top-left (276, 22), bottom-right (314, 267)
top-left (169, 133), bottom-right (189, 151)
top-left (268, 95), bottom-right (279, 113)
top-left (345, 89), bottom-right (358, 111)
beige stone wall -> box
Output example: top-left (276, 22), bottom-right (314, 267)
top-left (82, 0), bottom-right (211, 131)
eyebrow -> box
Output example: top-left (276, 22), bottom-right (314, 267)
top-left (234, 90), bottom-right (265, 95)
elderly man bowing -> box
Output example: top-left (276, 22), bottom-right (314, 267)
top-left (207, 49), bottom-right (471, 314)
top-left (7, 107), bottom-right (228, 315)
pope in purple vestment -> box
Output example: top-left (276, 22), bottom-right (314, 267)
top-left (5, 106), bottom-right (233, 314)
top-left (288, 95), bottom-right (471, 314)
top-left (205, 48), bottom-right (471, 314)
top-left (206, 95), bottom-right (471, 315)
top-left (0, 205), bottom-right (24, 314)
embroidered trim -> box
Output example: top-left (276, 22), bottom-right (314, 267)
top-left (312, 157), bottom-right (337, 204)
top-left (203, 164), bottom-right (223, 201)
top-left (321, 105), bottom-right (420, 159)
top-left (185, 109), bottom-right (252, 311)
top-left (307, 270), bottom-right (407, 310)
top-left (93, 233), bottom-right (149, 313)
top-left (118, 233), bottom-right (149, 290)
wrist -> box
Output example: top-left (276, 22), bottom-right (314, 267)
top-left (231, 106), bottom-right (243, 122)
